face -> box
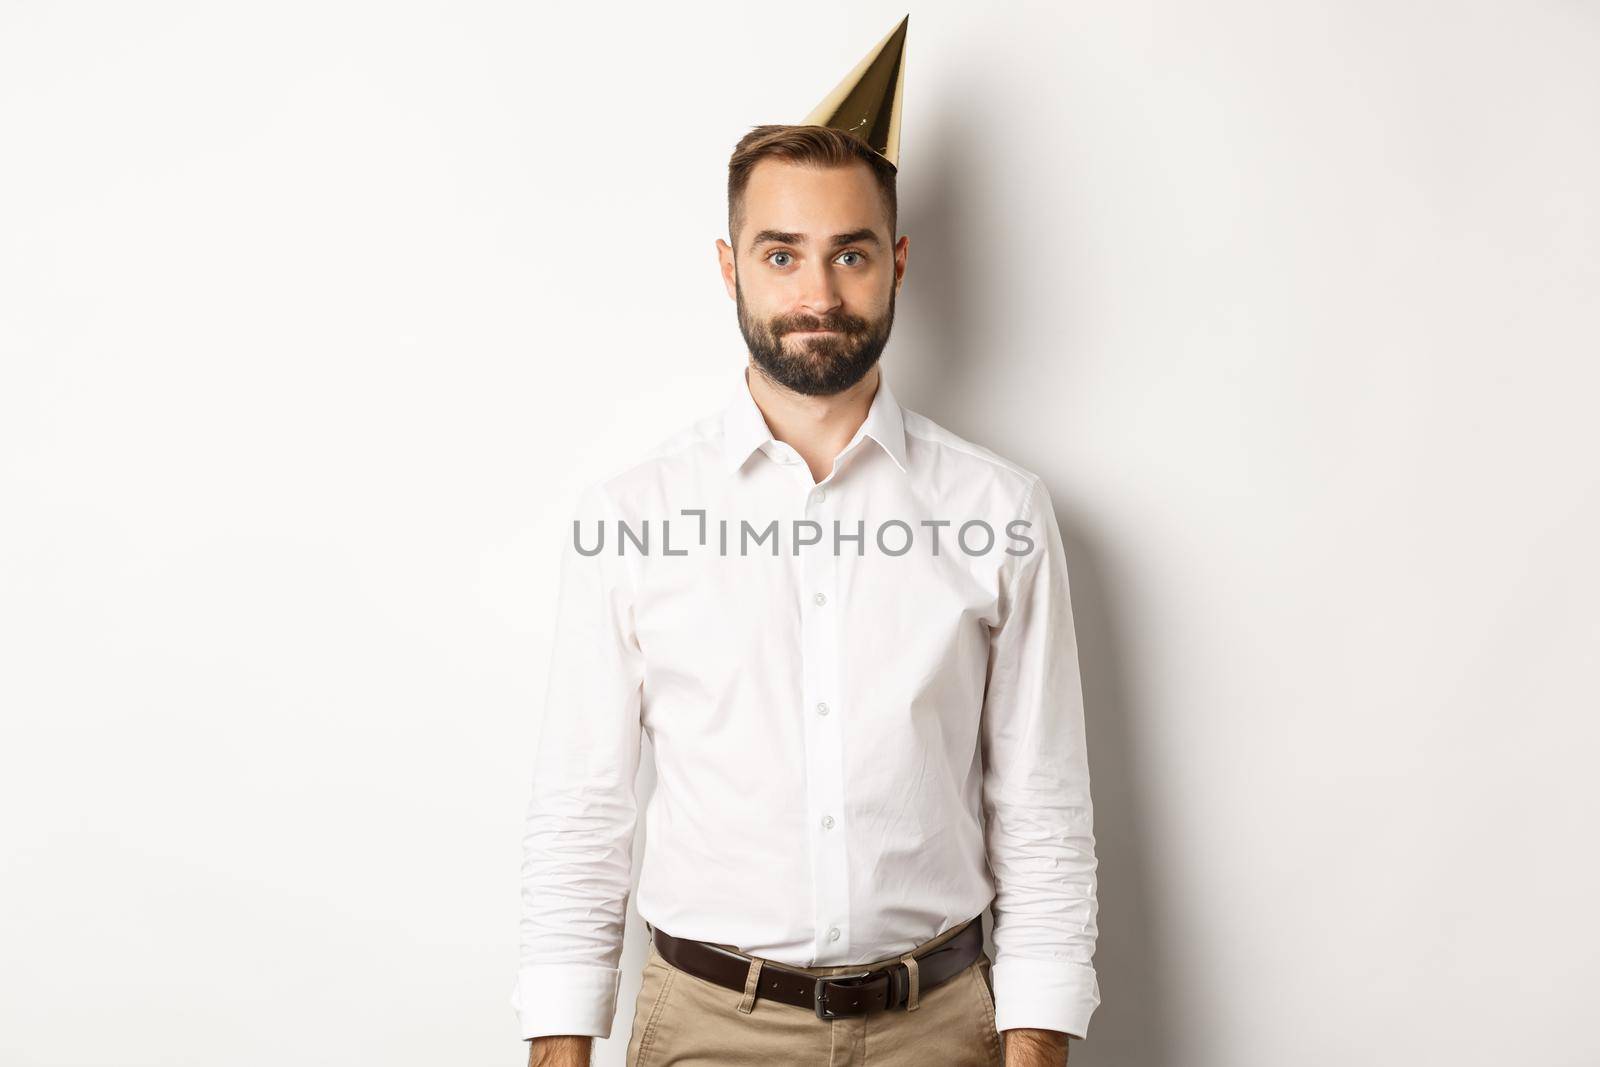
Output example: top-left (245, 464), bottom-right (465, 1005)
top-left (717, 158), bottom-right (909, 396)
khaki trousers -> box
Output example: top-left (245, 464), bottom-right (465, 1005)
top-left (625, 917), bottom-right (1003, 1066)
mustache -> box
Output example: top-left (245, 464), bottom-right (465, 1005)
top-left (775, 313), bottom-right (867, 335)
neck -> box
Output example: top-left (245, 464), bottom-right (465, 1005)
top-left (745, 361), bottom-right (880, 483)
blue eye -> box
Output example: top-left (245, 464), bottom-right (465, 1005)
top-left (765, 249), bottom-right (866, 268)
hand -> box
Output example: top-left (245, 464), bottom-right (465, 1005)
top-left (526, 1035), bottom-right (593, 1067)
top-left (1003, 1027), bottom-right (1070, 1066)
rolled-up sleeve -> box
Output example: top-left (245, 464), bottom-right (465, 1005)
top-left (510, 481), bottom-right (645, 1040)
top-left (980, 476), bottom-right (1102, 1039)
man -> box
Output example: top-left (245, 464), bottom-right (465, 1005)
top-left (513, 18), bottom-right (1099, 1066)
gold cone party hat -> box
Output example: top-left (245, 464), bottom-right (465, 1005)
top-left (801, 15), bottom-right (909, 169)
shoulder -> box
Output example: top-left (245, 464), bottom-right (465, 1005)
top-left (901, 408), bottom-right (1045, 514)
top-left (576, 405), bottom-right (725, 515)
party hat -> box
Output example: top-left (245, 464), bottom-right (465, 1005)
top-left (800, 15), bottom-right (909, 168)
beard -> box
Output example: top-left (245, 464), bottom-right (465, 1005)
top-left (735, 274), bottom-right (896, 397)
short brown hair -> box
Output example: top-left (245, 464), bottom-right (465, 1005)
top-left (727, 124), bottom-right (898, 251)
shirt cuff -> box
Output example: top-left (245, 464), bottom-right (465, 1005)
top-left (510, 963), bottom-right (622, 1040)
top-left (990, 956), bottom-right (1101, 1039)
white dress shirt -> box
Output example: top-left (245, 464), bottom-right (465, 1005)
top-left (512, 366), bottom-right (1100, 1042)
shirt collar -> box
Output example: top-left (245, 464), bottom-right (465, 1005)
top-left (721, 365), bottom-right (909, 477)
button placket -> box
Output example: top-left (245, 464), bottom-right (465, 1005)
top-left (799, 469), bottom-right (848, 961)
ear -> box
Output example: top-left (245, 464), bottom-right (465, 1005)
top-left (892, 234), bottom-right (909, 292)
top-left (716, 238), bottom-right (738, 300)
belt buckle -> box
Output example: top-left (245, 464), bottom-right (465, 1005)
top-left (813, 969), bottom-right (880, 1020)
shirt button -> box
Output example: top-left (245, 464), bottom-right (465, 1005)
top-left (828, 927), bottom-right (841, 942)
top-left (813, 592), bottom-right (827, 606)
top-left (821, 814), bottom-right (834, 829)
top-left (813, 488), bottom-right (826, 501)
top-left (816, 701), bottom-right (829, 716)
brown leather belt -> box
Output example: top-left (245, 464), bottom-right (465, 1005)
top-left (649, 916), bottom-right (984, 1020)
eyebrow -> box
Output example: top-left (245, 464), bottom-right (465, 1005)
top-left (748, 228), bottom-right (882, 253)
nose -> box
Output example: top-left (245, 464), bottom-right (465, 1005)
top-left (796, 258), bottom-right (843, 320)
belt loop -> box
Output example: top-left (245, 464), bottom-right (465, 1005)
top-left (899, 953), bottom-right (921, 1011)
top-left (736, 956), bottom-right (764, 1014)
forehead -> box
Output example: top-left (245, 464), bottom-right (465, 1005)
top-left (742, 158), bottom-right (886, 235)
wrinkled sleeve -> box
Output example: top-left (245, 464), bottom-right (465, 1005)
top-left (510, 481), bottom-right (645, 1040)
top-left (980, 477), bottom-right (1102, 1039)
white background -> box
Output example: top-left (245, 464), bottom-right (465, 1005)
top-left (3, 3), bottom-right (1597, 1065)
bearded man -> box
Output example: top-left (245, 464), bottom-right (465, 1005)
top-left (513, 17), bottom-right (1100, 1067)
